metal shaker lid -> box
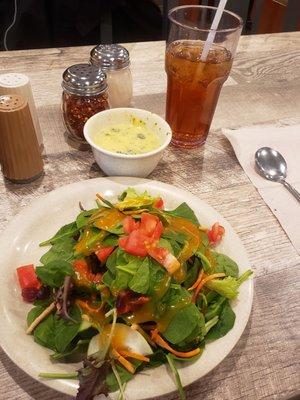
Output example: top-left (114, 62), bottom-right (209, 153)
top-left (62, 63), bottom-right (107, 95)
top-left (90, 44), bottom-right (130, 70)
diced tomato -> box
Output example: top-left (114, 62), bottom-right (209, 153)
top-left (154, 197), bottom-right (164, 209)
top-left (118, 229), bottom-right (148, 257)
top-left (73, 259), bottom-right (102, 285)
top-left (151, 220), bottom-right (163, 241)
top-left (17, 264), bottom-right (41, 290)
top-left (140, 213), bottom-right (159, 236)
top-left (147, 246), bottom-right (180, 274)
top-left (123, 216), bottom-right (140, 234)
top-left (207, 222), bottom-right (225, 246)
top-left (95, 246), bottom-right (114, 263)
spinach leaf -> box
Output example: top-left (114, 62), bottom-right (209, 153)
top-left (162, 231), bottom-right (187, 245)
top-left (212, 251), bottom-right (239, 277)
top-left (51, 339), bottom-right (90, 362)
top-left (54, 305), bottom-right (81, 353)
top-left (27, 306), bottom-right (56, 350)
top-left (27, 305), bottom-right (45, 326)
top-left (34, 313), bottom-right (56, 350)
top-left (197, 230), bottom-right (210, 253)
top-left (36, 260), bottom-right (75, 288)
top-left (166, 203), bottom-right (199, 226)
top-left (205, 301), bottom-right (235, 341)
top-left (105, 223), bottom-right (124, 235)
top-left (111, 270), bottom-right (131, 294)
top-left (195, 250), bottom-right (212, 273)
top-left (204, 295), bottom-right (226, 321)
top-left (76, 209), bottom-right (97, 229)
top-left (158, 238), bottom-right (174, 254)
top-left (147, 259), bottom-right (166, 296)
top-left (101, 234), bottom-right (119, 247)
top-left (129, 258), bottom-right (150, 294)
top-left (163, 303), bottom-right (204, 345)
top-left (40, 238), bottom-right (76, 265)
top-left (147, 349), bottom-right (166, 368)
top-left (106, 248), bottom-right (118, 273)
top-left (183, 258), bottom-right (200, 289)
top-left (102, 270), bottom-right (114, 288)
top-left (40, 222), bottom-right (78, 246)
top-left (106, 361), bottom-right (141, 392)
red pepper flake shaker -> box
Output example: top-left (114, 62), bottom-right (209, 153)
top-left (61, 63), bottom-right (110, 142)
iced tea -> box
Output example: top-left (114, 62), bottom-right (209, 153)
top-left (165, 40), bottom-right (232, 148)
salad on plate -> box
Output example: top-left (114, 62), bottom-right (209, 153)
top-left (16, 188), bottom-right (252, 400)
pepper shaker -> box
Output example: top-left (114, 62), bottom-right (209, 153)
top-left (0, 73), bottom-right (44, 152)
top-left (0, 94), bottom-right (44, 183)
top-left (90, 44), bottom-right (133, 108)
top-left (61, 63), bottom-right (110, 142)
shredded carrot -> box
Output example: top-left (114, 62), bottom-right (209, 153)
top-left (131, 323), bottom-right (157, 347)
top-left (111, 348), bottom-right (135, 374)
top-left (118, 350), bottom-right (150, 362)
top-left (188, 270), bottom-right (205, 291)
top-left (151, 329), bottom-right (200, 358)
top-left (192, 273), bottom-right (225, 303)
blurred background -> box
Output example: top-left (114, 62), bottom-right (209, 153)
top-left (1, 0), bottom-right (299, 51)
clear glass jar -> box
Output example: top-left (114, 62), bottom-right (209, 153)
top-left (61, 63), bottom-right (110, 142)
top-left (90, 44), bottom-right (133, 108)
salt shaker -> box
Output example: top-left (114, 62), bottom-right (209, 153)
top-left (61, 63), bottom-right (110, 142)
top-left (90, 44), bottom-right (133, 108)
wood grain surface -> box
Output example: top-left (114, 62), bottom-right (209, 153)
top-left (0, 32), bottom-right (299, 400)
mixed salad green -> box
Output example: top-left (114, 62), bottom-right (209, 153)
top-left (17, 188), bottom-right (252, 400)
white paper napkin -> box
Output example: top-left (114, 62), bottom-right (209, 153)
top-left (223, 124), bottom-right (300, 255)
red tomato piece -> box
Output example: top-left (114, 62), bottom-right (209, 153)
top-left (73, 259), bottom-right (102, 284)
top-left (140, 213), bottom-right (159, 236)
top-left (123, 216), bottom-right (140, 234)
top-left (154, 197), bottom-right (164, 209)
top-left (151, 220), bottom-right (163, 241)
top-left (95, 246), bottom-right (114, 263)
top-left (17, 264), bottom-right (41, 290)
top-left (207, 222), bottom-right (225, 245)
top-left (118, 230), bottom-right (148, 257)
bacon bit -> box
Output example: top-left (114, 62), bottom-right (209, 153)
top-left (151, 329), bottom-right (201, 358)
top-left (116, 290), bottom-right (149, 315)
top-left (188, 270), bottom-right (205, 291)
top-left (111, 348), bottom-right (135, 374)
top-left (118, 350), bottom-right (150, 362)
top-left (131, 324), bottom-right (157, 348)
top-left (192, 273), bottom-right (226, 303)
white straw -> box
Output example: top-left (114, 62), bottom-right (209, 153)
top-left (200, 0), bottom-right (228, 62)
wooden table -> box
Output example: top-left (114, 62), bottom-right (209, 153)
top-left (0, 32), bottom-right (299, 400)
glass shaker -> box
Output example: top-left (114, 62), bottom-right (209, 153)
top-left (61, 63), bottom-right (110, 142)
top-left (90, 44), bottom-right (133, 108)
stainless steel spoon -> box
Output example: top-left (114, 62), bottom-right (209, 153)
top-left (255, 147), bottom-right (300, 203)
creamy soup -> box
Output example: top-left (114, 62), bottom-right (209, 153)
top-left (92, 121), bottom-right (162, 155)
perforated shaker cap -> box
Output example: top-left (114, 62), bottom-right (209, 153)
top-left (0, 94), bottom-right (27, 112)
top-left (0, 73), bottom-right (29, 88)
top-left (90, 44), bottom-right (130, 70)
top-left (62, 63), bottom-right (107, 96)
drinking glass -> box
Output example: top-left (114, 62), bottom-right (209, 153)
top-left (165, 6), bottom-right (243, 148)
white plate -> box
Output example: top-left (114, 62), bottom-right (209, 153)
top-left (0, 177), bottom-right (253, 399)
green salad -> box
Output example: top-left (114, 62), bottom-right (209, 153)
top-left (16, 188), bottom-right (252, 400)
